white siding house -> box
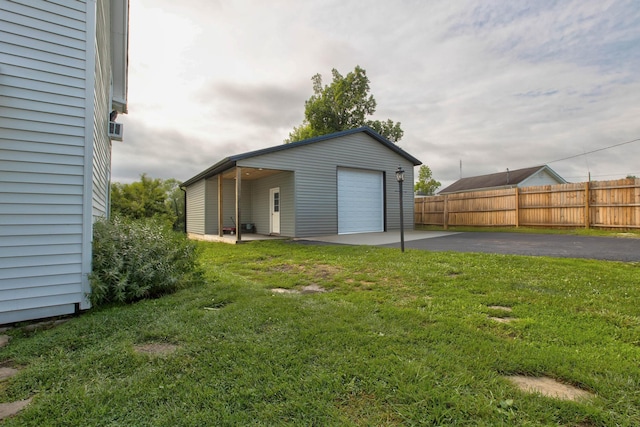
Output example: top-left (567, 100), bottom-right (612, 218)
top-left (0, 0), bottom-right (129, 324)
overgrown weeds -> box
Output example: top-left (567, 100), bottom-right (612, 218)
top-left (89, 216), bottom-right (202, 305)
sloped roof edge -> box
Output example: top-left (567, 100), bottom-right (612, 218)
top-left (182, 127), bottom-right (422, 187)
top-left (439, 165), bottom-right (565, 194)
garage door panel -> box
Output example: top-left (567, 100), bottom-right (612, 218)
top-left (338, 168), bottom-right (383, 234)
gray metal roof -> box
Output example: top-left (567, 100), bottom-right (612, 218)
top-left (182, 127), bottom-right (422, 187)
top-left (439, 165), bottom-right (566, 194)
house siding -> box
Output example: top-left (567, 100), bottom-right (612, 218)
top-left (520, 169), bottom-right (562, 187)
top-left (239, 133), bottom-right (414, 237)
top-left (92, 0), bottom-right (113, 219)
top-left (0, 0), bottom-right (118, 323)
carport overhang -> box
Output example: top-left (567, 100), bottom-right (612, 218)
top-left (182, 160), bottom-right (285, 242)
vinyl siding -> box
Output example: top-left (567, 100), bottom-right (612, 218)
top-left (520, 169), bottom-right (562, 187)
top-left (0, 0), bottom-right (116, 324)
top-left (246, 172), bottom-right (294, 236)
top-left (239, 133), bottom-right (414, 237)
top-left (92, 0), bottom-right (113, 218)
top-left (204, 177), bottom-right (218, 234)
top-left (186, 179), bottom-right (205, 234)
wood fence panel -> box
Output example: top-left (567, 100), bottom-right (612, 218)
top-left (443, 189), bottom-right (515, 227)
top-left (414, 195), bottom-right (445, 225)
top-left (414, 178), bottom-right (640, 229)
top-left (589, 178), bottom-right (640, 228)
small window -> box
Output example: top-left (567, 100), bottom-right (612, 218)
top-left (273, 192), bottom-right (280, 212)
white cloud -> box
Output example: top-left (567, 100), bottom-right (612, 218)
top-left (113, 0), bottom-right (640, 188)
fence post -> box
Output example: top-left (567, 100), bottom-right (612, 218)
top-left (514, 187), bottom-right (520, 228)
top-left (584, 181), bottom-right (590, 229)
top-left (443, 195), bottom-right (449, 230)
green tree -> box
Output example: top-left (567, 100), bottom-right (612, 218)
top-left (286, 66), bottom-right (403, 143)
top-left (414, 165), bottom-right (441, 195)
top-left (111, 174), bottom-right (182, 229)
top-left (163, 178), bottom-right (186, 232)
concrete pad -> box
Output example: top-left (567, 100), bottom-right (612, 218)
top-left (0, 367), bottom-right (19, 381)
top-left (295, 231), bottom-right (459, 246)
top-left (0, 398), bottom-right (32, 420)
top-left (506, 376), bottom-right (593, 401)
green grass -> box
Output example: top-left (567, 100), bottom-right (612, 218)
top-left (1, 241), bottom-right (639, 426)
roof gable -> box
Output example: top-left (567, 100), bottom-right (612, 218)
top-left (439, 165), bottom-right (566, 194)
top-left (183, 127), bottom-right (421, 186)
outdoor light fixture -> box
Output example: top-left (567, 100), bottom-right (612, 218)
top-left (396, 166), bottom-right (405, 252)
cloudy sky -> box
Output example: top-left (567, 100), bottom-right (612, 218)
top-left (114, 0), bottom-right (640, 188)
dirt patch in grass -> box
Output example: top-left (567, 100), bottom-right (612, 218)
top-left (0, 336), bottom-right (9, 349)
top-left (491, 317), bottom-right (517, 323)
top-left (271, 284), bottom-right (327, 294)
top-left (506, 375), bottom-right (594, 401)
top-left (301, 284), bottom-right (326, 294)
top-left (488, 305), bottom-right (513, 312)
top-left (270, 263), bottom-right (341, 279)
top-left (271, 288), bottom-right (298, 294)
top-left (134, 343), bottom-right (179, 356)
top-left (0, 398), bottom-right (32, 421)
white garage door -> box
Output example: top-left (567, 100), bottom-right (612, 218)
top-left (338, 168), bottom-right (384, 234)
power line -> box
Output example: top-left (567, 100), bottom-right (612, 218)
top-left (546, 137), bottom-right (640, 164)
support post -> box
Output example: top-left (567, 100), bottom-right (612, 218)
top-left (514, 187), bottom-right (520, 228)
top-left (443, 195), bottom-right (449, 230)
top-left (399, 180), bottom-right (405, 252)
top-left (236, 167), bottom-right (242, 242)
top-left (218, 174), bottom-right (223, 237)
top-left (584, 181), bottom-right (590, 229)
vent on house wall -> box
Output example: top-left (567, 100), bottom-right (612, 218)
top-left (108, 121), bottom-right (123, 141)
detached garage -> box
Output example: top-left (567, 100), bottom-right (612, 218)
top-left (182, 127), bottom-right (422, 241)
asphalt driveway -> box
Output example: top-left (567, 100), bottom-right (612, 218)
top-left (295, 231), bottom-right (640, 262)
top-left (379, 232), bottom-right (640, 262)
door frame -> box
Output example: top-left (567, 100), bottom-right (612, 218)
top-left (269, 187), bottom-right (281, 235)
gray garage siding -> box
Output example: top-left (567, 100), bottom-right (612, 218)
top-left (202, 177), bottom-right (254, 235)
top-left (204, 177), bottom-right (218, 234)
top-left (238, 132), bottom-right (414, 237)
top-left (186, 179), bottom-right (205, 234)
top-left (246, 171), bottom-right (295, 236)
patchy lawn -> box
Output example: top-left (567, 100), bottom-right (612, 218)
top-left (1, 241), bottom-right (638, 426)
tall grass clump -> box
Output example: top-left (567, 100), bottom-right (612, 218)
top-left (89, 216), bottom-right (202, 306)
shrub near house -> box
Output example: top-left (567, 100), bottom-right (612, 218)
top-left (90, 217), bottom-right (202, 306)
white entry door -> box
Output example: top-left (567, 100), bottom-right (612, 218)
top-left (269, 187), bottom-right (281, 234)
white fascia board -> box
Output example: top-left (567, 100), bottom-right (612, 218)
top-left (110, 0), bottom-right (129, 113)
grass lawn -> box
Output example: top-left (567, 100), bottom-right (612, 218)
top-left (1, 241), bottom-right (639, 426)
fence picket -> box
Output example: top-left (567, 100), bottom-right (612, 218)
top-left (415, 178), bottom-right (640, 229)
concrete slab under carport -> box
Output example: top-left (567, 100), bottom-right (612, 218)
top-left (294, 230), bottom-right (459, 246)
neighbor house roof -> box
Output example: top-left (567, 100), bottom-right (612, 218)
top-left (182, 127), bottom-right (422, 187)
top-left (439, 165), bottom-right (566, 194)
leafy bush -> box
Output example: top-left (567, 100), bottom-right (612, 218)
top-left (90, 216), bottom-right (202, 306)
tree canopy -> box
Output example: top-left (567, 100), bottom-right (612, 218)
top-left (414, 165), bottom-right (441, 196)
top-left (110, 174), bottom-right (185, 231)
top-left (286, 66), bottom-right (403, 143)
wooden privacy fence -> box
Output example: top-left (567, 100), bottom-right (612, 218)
top-left (414, 178), bottom-right (640, 229)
